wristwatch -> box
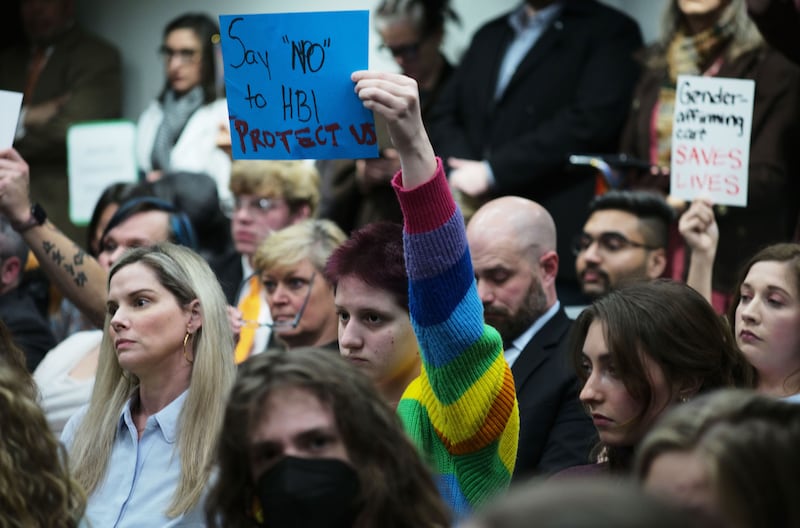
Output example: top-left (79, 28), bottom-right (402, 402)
top-left (12, 203), bottom-right (47, 233)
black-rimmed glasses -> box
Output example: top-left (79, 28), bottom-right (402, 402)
top-left (379, 33), bottom-right (431, 61)
top-left (572, 232), bottom-right (658, 256)
top-left (380, 41), bottom-right (421, 60)
top-left (158, 45), bottom-right (200, 64)
top-left (237, 272), bottom-right (316, 329)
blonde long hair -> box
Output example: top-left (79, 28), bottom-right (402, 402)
top-left (67, 243), bottom-right (236, 517)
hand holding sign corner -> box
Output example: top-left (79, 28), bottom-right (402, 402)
top-left (219, 10), bottom-right (378, 160)
top-left (670, 75), bottom-right (755, 207)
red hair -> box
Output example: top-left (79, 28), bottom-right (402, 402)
top-left (325, 222), bottom-right (409, 311)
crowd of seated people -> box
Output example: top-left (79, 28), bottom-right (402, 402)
top-left (0, 0), bottom-right (799, 525)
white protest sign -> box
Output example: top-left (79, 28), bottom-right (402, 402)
top-left (67, 120), bottom-right (138, 225)
top-left (670, 75), bottom-right (755, 207)
top-left (0, 90), bottom-right (23, 149)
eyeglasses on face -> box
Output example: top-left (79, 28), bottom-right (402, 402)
top-left (158, 45), bottom-right (200, 64)
top-left (237, 272), bottom-right (316, 330)
top-left (232, 196), bottom-right (283, 216)
top-left (379, 40), bottom-right (423, 60)
top-left (572, 232), bottom-right (658, 256)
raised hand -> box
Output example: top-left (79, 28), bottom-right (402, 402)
top-left (679, 198), bottom-right (718, 256)
top-left (0, 148), bottom-right (34, 224)
top-left (351, 71), bottom-right (435, 187)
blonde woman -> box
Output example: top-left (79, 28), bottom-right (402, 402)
top-left (252, 219), bottom-right (346, 350)
top-left (61, 243), bottom-right (236, 526)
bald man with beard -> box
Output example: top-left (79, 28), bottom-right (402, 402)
top-left (467, 196), bottom-right (595, 478)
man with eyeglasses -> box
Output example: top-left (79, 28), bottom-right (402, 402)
top-left (211, 160), bottom-right (318, 362)
top-left (574, 190), bottom-right (672, 300)
top-left (0, 0), bottom-right (121, 242)
top-left (466, 196), bottom-right (596, 478)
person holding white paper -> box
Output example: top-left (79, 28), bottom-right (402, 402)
top-left (619, 0), bottom-right (800, 311)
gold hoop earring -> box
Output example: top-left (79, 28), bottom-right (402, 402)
top-left (183, 332), bottom-right (194, 364)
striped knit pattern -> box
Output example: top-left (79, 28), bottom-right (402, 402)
top-left (392, 159), bottom-right (519, 518)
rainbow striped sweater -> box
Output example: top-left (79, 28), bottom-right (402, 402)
top-left (392, 159), bottom-right (519, 518)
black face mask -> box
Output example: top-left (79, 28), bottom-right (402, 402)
top-left (256, 456), bottom-right (361, 528)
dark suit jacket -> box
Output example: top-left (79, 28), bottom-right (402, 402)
top-left (0, 287), bottom-right (56, 371)
top-left (210, 249), bottom-right (245, 305)
top-left (428, 0), bottom-right (642, 287)
top-left (747, 0), bottom-right (800, 65)
top-left (511, 307), bottom-right (596, 478)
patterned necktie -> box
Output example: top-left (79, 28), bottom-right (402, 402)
top-left (234, 275), bottom-right (261, 364)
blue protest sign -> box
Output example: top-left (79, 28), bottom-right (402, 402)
top-left (219, 10), bottom-right (377, 160)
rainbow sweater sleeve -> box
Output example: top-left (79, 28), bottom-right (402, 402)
top-left (392, 158), bottom-right (519, 517)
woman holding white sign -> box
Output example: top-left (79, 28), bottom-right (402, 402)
top-left (619, 0), bottom-right (800, 312)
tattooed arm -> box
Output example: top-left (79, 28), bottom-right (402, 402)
top-left (0, 148), bottom-right (107, 327)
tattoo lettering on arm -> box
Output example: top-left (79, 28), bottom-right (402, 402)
top-left (39, 233), bottom-right (94, 290)
top-left (51, 249), bottom-right (64, 267)
top-left (29, 223), bottom-right (106, 326)
top-left (62, 249), bottom-right (86, 279)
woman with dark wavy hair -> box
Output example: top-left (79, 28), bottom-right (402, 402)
top-left (205, 348), bottom-right (451, 528)
top-left (0, 357), bottom-right (86, 527)
top-left (567, 279), bottom-right (753, 474)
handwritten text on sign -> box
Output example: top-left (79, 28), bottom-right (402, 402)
top-left (219, 10), bottom-right (377, 160)
top-left (670, 75), bottom-right (754, 207)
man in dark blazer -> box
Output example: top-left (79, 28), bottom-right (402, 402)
top-left (428, 0), bottom-right (642, 304)
top-left (0, 215), bottom-right (55, 371)
top-left (0, 0), bottom-right (121, 242)
top-left (467, 196), bottom-right (596, 478)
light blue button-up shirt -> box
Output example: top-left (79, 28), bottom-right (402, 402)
top-left (494, 1), bottom-right (564, 100)
top-left (486, 2), bottom-right (564, 187)
top-left (62, 390), bottom-right (206, 527)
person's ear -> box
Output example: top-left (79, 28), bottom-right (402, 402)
top-left (186, 299), bottom-right (203, 333)
top-left (646, 248), bottom-right (667, 279)
top-left (0, 256), bottom-right (22, 288)
top-left (290, 203), bottom-right (312, 224)
top-left (538, 250), bottom-right (559, 285)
